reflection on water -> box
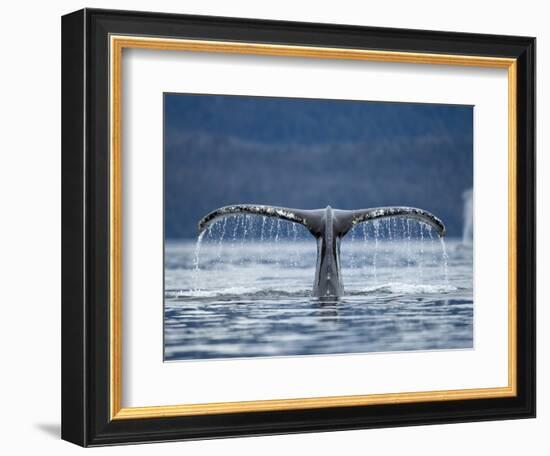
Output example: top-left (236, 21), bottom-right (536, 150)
top-left (164, 222), bottom-right (473, 361)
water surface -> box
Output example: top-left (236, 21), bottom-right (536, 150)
top-left (164, 218), bottom-right (473, 361)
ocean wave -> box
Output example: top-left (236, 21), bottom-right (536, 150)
top-left (358, 282), bottom-right (457, 295)
top-left (166, 282), bottom-right (458, 300)
top-left (167, 287), bottom-right (311, 299)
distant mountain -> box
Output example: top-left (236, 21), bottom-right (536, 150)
top-left (164, 95), bottom-right (473, 239)
top-left (165, 94), bottom-right (473, 145)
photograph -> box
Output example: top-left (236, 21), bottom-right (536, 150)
top-left (163, 94), bottom-right (474, 361)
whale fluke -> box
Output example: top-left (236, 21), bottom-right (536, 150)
top-left (198, 204), bottom-right (313, 233)
top-left (198, 204), bottom-right (445, 297)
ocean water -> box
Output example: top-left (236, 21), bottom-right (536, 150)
top-left (164, 218), bottom-right (473, 361)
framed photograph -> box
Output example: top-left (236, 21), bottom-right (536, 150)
top-left (61, 8), bottom-right (535, 446)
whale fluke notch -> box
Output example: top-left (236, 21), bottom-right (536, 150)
top-left (197, 204), bottom-right (446, 297)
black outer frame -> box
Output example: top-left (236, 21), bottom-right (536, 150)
top-left (61, 8), bottom-right (536, 447)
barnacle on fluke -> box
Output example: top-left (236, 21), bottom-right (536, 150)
top-left (199, 205), bottom-right (445, 298)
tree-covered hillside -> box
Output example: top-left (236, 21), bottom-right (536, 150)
top-left (164, 95), bottom-right (473, 239)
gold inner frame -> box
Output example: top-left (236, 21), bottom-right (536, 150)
top-left (109, 35), bottom-right (518, 420)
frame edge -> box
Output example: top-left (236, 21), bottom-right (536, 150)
top-left (61, 8), bottom-right (537, 446)
top-left (61, 8), bottom-right (88, 447)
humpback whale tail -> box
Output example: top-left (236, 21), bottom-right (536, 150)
top-left (198, 204), bottom-right (445, 297)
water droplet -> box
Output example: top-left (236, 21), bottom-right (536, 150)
top-left (439, 237), bottom-right (450, 285)
top-left (192, 229), bottom-right (207, 291)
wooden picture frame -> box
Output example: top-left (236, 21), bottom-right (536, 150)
top-left (62, 8), bottom-right (535, 446)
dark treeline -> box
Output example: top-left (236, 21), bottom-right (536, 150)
top-left (164, 95), bottom-right (473, 239)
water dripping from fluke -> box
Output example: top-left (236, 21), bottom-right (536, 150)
top-left (192, 229), bottom-right (206, 292)
top-left (372, 219), bottom-right (380, 284)
top-left (216, 217), bottom-right (227, 261)
top-left (440, 237), bottom-right (450, 285)
top-left (196, 204), bottom-right (446, 297)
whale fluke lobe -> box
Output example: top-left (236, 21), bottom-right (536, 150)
top-left (198, 204), bottom-right (314, 234)
top-left (198, 204), bottom-right (446, 297)
top-left (346, 207), bottom-right (445, 237)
